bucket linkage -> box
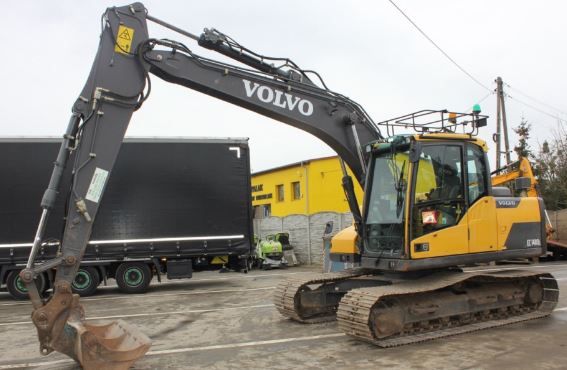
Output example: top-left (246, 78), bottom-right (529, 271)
top-left (24, 278), bottom-right (151, 370)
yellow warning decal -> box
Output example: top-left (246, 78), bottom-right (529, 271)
top-left (114, 25), bottom-right (135, 55)
top-left (211, 256), bottom-right (229, 265)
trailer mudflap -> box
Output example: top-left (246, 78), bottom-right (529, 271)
top-left (166, 259), bottom-right (193, 279)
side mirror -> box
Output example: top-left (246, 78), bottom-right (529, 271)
top-left (475, 117), bottom-right (487, 128)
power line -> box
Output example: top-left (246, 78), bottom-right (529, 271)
top-left (504, 83), bottom-right (567, 117)
top-left (505, 93), bottom-right (566, 123)
top-left (388, 0), bottom-right (565, 125)
top-left (387, 0), bottom-right (492, 92)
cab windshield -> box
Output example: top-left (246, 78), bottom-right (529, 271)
top-left (365, 145), bottom-right (409, 255)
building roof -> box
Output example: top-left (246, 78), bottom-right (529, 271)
top-left (252, 155), bottom-right (338, 176)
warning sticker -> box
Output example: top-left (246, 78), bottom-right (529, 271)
top-left (86, 168), bottom-right (109, 203)
top-left (114, 25), bottom-right (135, 55)
top-left (422, 210), bottom-right (438, 225)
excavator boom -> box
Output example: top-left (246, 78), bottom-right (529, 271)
top-left (21, 3), bottom-right (381, 368)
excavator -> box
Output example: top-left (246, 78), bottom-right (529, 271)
top-left (275, 114), bottom-right (557, 345)
top-left (19, 3), bottom-right (557, 369)
top-left (491, 156), bottom-right (539, 198)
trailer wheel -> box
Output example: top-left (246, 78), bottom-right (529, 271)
top-left (6, 270), bottom-right (46, 300)
top-left (72, 267), bottom-right (100, 297)
top-left (115, 262), bottom-right (152, 294)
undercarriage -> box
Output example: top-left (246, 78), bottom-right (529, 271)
top-left (274, 268), bottom-right (558, 346)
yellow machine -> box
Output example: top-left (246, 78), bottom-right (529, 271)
top-left (330, 142), bottom-right (545, 262)
top-left (492, 156), bottom-right (539, 198)
top-left (275, 110), bottom-right (557, 346)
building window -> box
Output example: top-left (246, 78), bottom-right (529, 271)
top-left (292, 181), bottom-right (301, 200)
top-left (253, 204), bottom-right (271, 218)
top-left (276, 184), bottom-right (284, 202)
top-left (265, 204), bottom-right (271, 217)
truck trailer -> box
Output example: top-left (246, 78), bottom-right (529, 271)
top-left (0, 137), bottom-right (253, 299)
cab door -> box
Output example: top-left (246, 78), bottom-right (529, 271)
top-left (410, 144), bottom-right (469, 258)
top-left (465, 143), bottom-right (498, 253)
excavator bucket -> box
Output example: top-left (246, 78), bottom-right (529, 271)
top-left (30, 282), bottom-right (151, 370)
top-left (70, 319), bottom-right (151, 370)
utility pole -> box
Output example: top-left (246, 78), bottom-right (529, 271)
top-left (494, 77), bottom-right (512, 168)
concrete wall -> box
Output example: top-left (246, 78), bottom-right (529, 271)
top-left (548, 209), bottom-right (567, 240)
top-left (253, 212), bottom-right (354, 265)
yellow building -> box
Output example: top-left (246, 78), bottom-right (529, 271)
top-left (251, 156), bottom-right (364, 217)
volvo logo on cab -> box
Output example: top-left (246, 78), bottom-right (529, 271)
top-left (496, 199), bottom-right (520, 208)
top-left (242, 79), bottom-right (314, 116)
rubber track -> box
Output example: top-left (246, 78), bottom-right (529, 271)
top-left (273, 268), bottom-right (376, 323)
top-left (337, 270), bottom-right (559, 347)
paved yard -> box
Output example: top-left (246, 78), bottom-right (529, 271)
top-left (1, 262), bottom-right (566, 369)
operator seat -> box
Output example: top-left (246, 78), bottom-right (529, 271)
top-left (440, 164), bottom-right (461, 200)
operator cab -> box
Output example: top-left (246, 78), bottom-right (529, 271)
top-left (361, 110), bottom-right (497, 267)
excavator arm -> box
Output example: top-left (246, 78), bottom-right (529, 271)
top-left (21, 3), bottom-right (382, 368)
top-left (491, 156), bottom-right (539, 197)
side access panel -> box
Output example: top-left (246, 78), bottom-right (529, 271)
top-left (495, 197), bottom-right (545, 253)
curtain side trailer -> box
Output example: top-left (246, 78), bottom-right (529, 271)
top-left (0, 137), bottom-right (253, 299)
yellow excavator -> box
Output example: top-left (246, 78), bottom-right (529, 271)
top-left (491, 156), bottom-right (539, 198)
top-left (275, 116), bottom-right (557, 346)
top-left (329, 154), bottom-right (552, 269)
top-left (20, 3), bottom-right (557, 369)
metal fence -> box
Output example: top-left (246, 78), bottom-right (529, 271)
top-left (548, 209), bottom-right (567, 241)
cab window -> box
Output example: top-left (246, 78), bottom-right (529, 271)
top-left (412, 145), bottom-right (464, 238)
top-left (466, 144), bottom-right (488, 205)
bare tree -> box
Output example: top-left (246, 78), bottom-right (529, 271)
top-left (513, 117), bottom-right (532, 158)
top-left (534, 122), bottom-right (567, 210)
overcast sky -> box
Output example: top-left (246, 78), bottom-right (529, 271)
top-left (1, 1), bottom-right (565, 172)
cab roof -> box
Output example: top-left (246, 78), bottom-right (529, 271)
top-left (413, 133), bottom-right (488, 152)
